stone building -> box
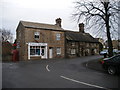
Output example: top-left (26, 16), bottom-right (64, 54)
top-left (104, 40), bottom-right (119, 49)
top-left (65, 23), bottom-right (99, 58)
top-left (16, 18), bottom-right (100, 61)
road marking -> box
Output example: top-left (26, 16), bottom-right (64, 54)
top-left (46, 65), bottom-right (50, 72)
top-left (60, 76), bottom-right (110, 90)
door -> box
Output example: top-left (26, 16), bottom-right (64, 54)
top-left (49, 48), bottom-right (53, 59)
top-left (41, 48), bottom-right (45, 59)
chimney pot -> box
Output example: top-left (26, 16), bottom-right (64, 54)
top-left (55, 18), bottom-right (62, 27)
top-left (79, 23), bottom-right (84, 33)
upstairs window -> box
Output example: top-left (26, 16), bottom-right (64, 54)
top-left (34, 32), bottom-right (40, 39)
top-left (56, 33), bottom-right (61, 40)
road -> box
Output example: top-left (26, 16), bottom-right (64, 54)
top-left (2, 55), bottom-right (119, 89)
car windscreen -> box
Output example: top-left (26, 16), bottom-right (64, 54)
top-left (111, 55), bottom-right (120, 62)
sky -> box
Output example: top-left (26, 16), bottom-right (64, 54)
top-left (0, 0), bottom-right (81, 41)
top-left (0, 0), bottom-right (119, 42)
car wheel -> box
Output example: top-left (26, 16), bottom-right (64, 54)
top-left (107, 66), bottom-right (116, 75)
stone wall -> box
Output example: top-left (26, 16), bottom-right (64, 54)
top-left (66, 40), bottom-right (99, 58)
top-left (17, 26), bottom-right (65, 60)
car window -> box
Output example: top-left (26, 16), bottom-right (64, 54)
top-left (116, 56), bottom-right (120, 61)
top-left (112, 55), bottom-right (120, 62)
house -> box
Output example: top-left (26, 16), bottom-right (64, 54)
top-left (65, 23), bottom-right (99, 58)
top-left (16, 18), bottom-right (100, 61)
top-left (95, 38), bottom-right (104, 51)
top-left (104, 40), bottom-right (119, 49)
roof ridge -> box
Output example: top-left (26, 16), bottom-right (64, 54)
top-left (20, 20), bottom-right (64, 30)
top-left (20, 20), bottom-right (56, 26)
top-left (65, 31), bottom-right (99, 43)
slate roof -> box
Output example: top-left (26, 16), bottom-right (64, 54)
top-left (20, 21), bottom-right (64, 31)
top-left (65, 31), bottom-right (99, 43)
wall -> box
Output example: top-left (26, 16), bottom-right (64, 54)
top-left (22, 28), bottom-right (65, 60)
top-left (16, 22), bottom-right (26, 61)
top-left (66, 40), bottom-right (99, 58)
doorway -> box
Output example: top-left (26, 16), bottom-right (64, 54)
top-left (49, 48), bottom-right (53, 59)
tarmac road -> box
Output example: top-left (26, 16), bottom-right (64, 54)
top-left (2, 55), bottom-right (120, 89)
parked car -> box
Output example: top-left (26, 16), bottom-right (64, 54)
top-left (113, 49), bottom-right (120, 54)
top-left (101, 54), bottom-right (120, 75)
top-left (99, 50), bottom-right (108, 55)
top-left (100, 49), bottom-right (120, 56)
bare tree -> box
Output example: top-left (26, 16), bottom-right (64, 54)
top-left (0, 28), bottom-right (13, 43)
top-left (72, 0), bottom-right (120, 57)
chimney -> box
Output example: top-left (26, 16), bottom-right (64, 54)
top-left (55, 18), bottom-right (62, 27)
top-left (79, 23), bottom-right (84, 33)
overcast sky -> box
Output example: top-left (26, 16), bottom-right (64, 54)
top-left (1, 0), bottom-right (83, 40)
top-left (1, 0), bottom-right (119, 42)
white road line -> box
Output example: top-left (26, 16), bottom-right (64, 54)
top-left (46, 65), bottom-right (50, 72)
top-left (60, 76), bottom-right (110, 90)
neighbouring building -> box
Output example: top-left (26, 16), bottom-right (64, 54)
top-left (16, 18), bottom-right (100, 61)
top-left (104, 40), bottom-right (119, 49)
top-left (95, 38), bottom-right (104, 51)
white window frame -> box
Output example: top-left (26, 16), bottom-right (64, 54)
top-left (87, 49), bottom-right (90, 53)
top-left (94, 49), bottom-right (97, 53)
top-left (71, 49), bottom-right (76, 54)
top-left (56, 33), bottom-right (61, 40)
top-left (56, 47), bottom-right (61, 55)
top-left (34, 32), bottom-right (40, 39)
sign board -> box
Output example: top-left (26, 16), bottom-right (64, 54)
top-left (28, 42), bottom-right (47, 46)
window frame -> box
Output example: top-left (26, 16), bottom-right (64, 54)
top-left (30, 46), bottom-right (40, 56)
top-left (71, 49), bottom-right (76, 54)
top-left (56, 47), bottom-right (61, 55)
top-left (34, 32), bottom-right (40, 40)
top-left (56, 33), bottom-right (61, 40)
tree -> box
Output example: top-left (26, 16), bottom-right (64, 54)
top-left (118, 1), bottom-right (120, 50)
top-left (0, 28), bottom-right (13, 43)
top-left (72, 0), bottom-right (120, 57)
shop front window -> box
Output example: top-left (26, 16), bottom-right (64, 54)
top-left (30, 46), bottom-right (40, 55)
